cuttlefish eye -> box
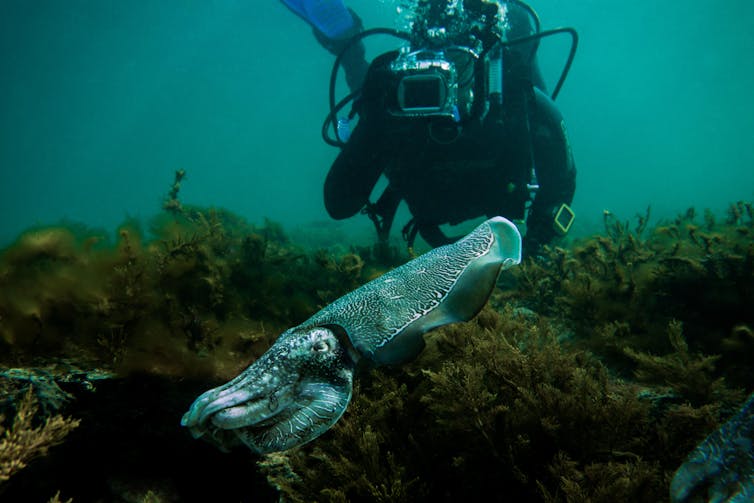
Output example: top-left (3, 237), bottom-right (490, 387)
top-left (311, 339), bottom-right (331, 353)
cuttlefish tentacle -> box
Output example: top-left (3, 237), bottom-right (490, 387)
top-left (183, 327), bottom-right (354, 453)
top-left (182, 216), bottom-right (522, 454)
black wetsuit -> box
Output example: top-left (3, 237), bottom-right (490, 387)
top-left (324, 8), bottom-right (576, 254)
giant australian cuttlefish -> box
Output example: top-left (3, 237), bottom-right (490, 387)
top-left (181, 216), bottom-right (522, 454)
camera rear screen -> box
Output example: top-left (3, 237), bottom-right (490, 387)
top-left (398, 75), bottom-right (446, 111)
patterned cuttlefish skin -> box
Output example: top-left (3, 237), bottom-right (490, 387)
top-left (181, 216), bottom-right (522, 454)
top-left (671, 392), bottom-right (754, 503)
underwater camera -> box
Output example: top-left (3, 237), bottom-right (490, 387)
top-left (388, 47), bottom-right (477, 120)
top-left (322, 3), bottom-right (579, 148)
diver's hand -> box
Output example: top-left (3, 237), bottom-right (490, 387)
top-left (670, 392), bottom-right (754, 502)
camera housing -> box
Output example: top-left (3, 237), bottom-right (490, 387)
top-left (390, 50), bottom-right (460, 119)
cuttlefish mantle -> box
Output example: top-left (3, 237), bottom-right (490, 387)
top-left (181, 216), bottom-right (522, 454)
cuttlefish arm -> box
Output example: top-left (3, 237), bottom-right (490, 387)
top-left (182, 327), bottom-right (355, 453)
top-left (670, 391), bottom-right (754, 503)
top-left (181, 216), bottom-right (522, 454)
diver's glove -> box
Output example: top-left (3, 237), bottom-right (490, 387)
top-left (670, 392), bottom-right (754, 502)
top-left (311, 8), bottom-right (368, 91)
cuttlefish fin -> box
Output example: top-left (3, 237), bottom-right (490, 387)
top-left (301, 216), bottom-right (522, 365)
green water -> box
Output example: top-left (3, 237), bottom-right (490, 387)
top-left (1, 0), bottom-right (753, 245)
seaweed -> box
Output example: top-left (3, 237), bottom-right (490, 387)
top-left (260, 372), bottom-right (425, 502)
top-left (0, 172), bottom-right (385, 381)
top-left (261, 371), bottom-right (419, 502)
top-left (1, 174), bottom-right (752, 501)
top-left (539, 452), bottom-right (663, 503)
top-left (262, 203), bottom-right (750, 502)
top-left (505, 202), bottom-right (754, 387)
top-left (260, 262), bottom-right (742, 502)
top-left (47, 491), bottom-right (73, 503)
top-left (622, 320), bottom-right (744, 407)
top-left (256, 307), bottom-right (716, 501)
top-left (0, 388), bottom-right (80, 484)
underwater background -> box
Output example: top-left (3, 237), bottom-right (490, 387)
top-left (2, 0), bottom-right (754, 245)
top-left (1, 1), bottom-right (754, 502)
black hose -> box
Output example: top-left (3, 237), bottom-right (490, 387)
top-left (500, 27), bottom-right (579, 100)
top-left (322, 11), bottom-right (578, 147)
top-left (324, 28), bottom-right (411, 147)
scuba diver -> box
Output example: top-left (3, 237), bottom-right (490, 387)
top-left (284, 0), bottom-right (578, 256)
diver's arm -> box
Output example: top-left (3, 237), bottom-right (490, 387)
top-left (323, 51), bottom-right (396, 220)
top-left (325, 46), bottom-right (398, 220)
top-left (324, 121), bottom-right (385, 220)
top-left (525, 88), bottom-right (576, 254)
